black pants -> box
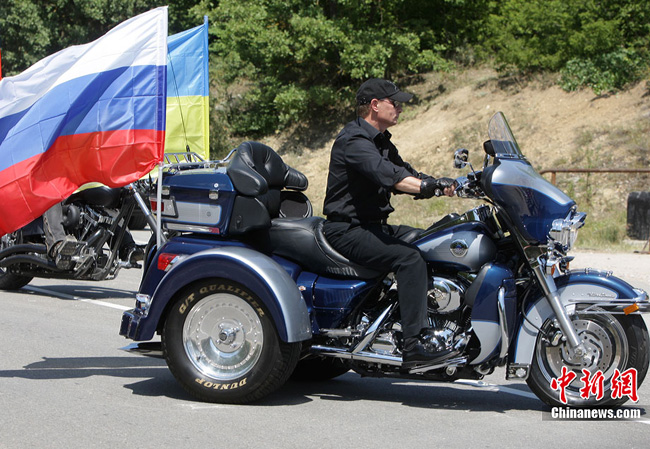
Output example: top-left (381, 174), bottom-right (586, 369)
top-left (43, 203), bottom-right (67, 254)
top-left (323, 221), bottom-right (428, 338)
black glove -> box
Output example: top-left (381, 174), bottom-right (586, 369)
top-left (417, 177), bottom-right (455, 199)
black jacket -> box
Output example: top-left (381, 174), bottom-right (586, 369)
top-left (323, 117), bottom-right (418, 223)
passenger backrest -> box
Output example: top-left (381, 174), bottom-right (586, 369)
top-left (226, 141), bottom-right (310, 234)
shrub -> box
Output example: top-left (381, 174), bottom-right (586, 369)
top-left (560, 49), bottom-right (648, 94)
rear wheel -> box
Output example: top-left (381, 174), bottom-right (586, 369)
top-left (162, 280), bottom-right (300, 403)
top-left (527, 309), bottom-right (649, 407)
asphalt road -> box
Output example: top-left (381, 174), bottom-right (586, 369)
top-left (2, 234), bottom-right (650, 448)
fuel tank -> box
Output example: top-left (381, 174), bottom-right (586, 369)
top-left (67, 185), bottom-right (122, 208)
top-left (415, 221), bottom-right (496, 273)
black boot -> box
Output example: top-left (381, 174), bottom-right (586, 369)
top-left (120, 244), bottom-right (145, 267)
top-left (402, 328), bottom-right (459, 368)
top-left (127, 245), bottom-right (145, 264)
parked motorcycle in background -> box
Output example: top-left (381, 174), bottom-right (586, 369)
top-left (0, 180), bottom-right (156, 290)
top-left (120, 112), bottom-right (650, 408)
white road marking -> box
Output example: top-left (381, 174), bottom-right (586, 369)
top-left (25, 285), bottom-right (131, 311)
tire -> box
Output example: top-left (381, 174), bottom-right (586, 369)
top-left (162, 279), bottom-right (301, 403)
top-left (0, 234), bottom-right (33, 290)
top-left (527, 308), bottom-right (649, 408)
top-left (128, 212), bottom-right (149, 230)
top-left (290, 356), bottom-right (350, 381)
top-left (0, 270), bottom-right (32, 290)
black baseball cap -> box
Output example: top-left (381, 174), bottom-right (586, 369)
top-left (356, 78), bottom-right (413, 105)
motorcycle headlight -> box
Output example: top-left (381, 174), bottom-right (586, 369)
top-left (549, 211), bottom-right (586, 250)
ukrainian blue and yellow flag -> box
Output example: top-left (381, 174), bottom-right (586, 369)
top-left (165, 17), bottom-right (209, 160)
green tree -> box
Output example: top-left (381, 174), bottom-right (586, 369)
top-left (4, 0), bottom-right (648, 152)
top-left (0, 0), bottom-right (52, 75)
top-left (201, 0), bottom-right (486, 140)
top-left (0, 0), bottom-right (193, 76)
top-left (482, 0), bottom-right (649, 92)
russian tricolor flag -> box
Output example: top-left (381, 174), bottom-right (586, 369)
top-left (0, 7), bottom-right (168, 236)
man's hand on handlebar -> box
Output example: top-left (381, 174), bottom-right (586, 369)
top-left (416, 176), bottom-right (457, 199)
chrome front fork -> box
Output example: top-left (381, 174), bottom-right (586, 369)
top-left (531, 260), bottom-right (588, 361)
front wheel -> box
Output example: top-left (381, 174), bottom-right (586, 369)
top-left (0, 233), bottom-right (33, 290)
top-left (527, 309), bottom-right (649, 407)
top-left (0, 270), bottom-right (32, 290)
top-left (162, 280), bottom-right (300, 403)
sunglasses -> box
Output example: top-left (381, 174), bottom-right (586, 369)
top-left (382, 98), bottom-right (402, 109)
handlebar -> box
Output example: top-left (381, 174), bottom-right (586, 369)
top-left (454, 175), bottom-right (483, 198)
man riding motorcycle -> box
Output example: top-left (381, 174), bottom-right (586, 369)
top-left (322, 78), bottom-right (457, 366)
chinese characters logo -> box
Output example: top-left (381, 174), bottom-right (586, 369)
top-left (550, 367), bottom-right (639, 404)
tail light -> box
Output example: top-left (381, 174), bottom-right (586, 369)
top-left (149, 196), bottom-right (177, 217)
top-left (157, 253), bottom-right (179, 271)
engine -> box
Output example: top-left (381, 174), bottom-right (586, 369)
top-left (367, 277), bottom-right (467, 357)
top-left (427, 276), bottom-right (465, 314)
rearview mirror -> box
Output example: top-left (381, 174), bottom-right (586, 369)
top-left (454, 148), bottom-right (469, 169)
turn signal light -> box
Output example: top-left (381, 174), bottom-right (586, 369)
top-left (624, 303), bottom-right (640, 315)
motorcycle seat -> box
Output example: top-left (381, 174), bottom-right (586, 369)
top-left (266, 216), bottom-right (384, 279)
top-left (67, 185), bottom-right (122, 208)
top-left (227, 141), bottom-right (308, 199)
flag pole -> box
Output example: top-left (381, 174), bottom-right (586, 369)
top-left (156, 162), bottom-right (163, 249)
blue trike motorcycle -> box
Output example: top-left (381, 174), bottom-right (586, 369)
top-left (120, 112), bottom-right (649, 407)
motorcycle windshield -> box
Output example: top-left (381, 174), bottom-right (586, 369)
top-left (487, 112), bottom-right (525, 159)
top-left (482, 112), bottom-right (575, 244)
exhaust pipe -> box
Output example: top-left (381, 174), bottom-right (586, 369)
top-left (310, 345), bottom-right (403, 366)
top-left (0, 243), bottom-right (47, 259)
top-left (0, 254), bottom-right (60, 271)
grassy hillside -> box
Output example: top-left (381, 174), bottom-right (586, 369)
top-left (265, 67), bottom-right (650, 251)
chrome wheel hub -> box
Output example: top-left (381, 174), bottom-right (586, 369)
top-left (183, 293), bottom-right (263, 381)
top-left (553, 320), bottom-right (617, 372)
top-left (537, 311), bottom-right (627, 400)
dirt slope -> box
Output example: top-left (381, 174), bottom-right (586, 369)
top-left (270, 67), bottom-right (650, 232)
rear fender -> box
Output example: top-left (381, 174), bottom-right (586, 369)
top-left (135, 246), bottom-right (311, 343)
top-left (512, 270), bottom-right (649, 366)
